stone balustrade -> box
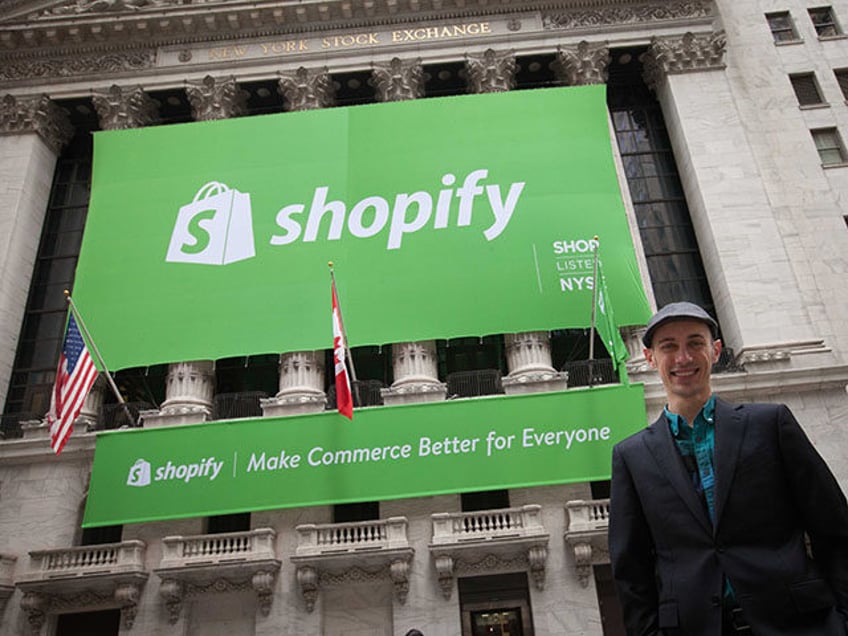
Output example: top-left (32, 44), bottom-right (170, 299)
top-left (27, 540), bottom-right (145, 578)
top-left (431, 504), bottom-right (546, 544)
top-left (160, 527), bottom-right (276, 568)
top-left (295, 516), bottom-right (410, 556)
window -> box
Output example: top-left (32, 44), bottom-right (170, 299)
top-left (461, 490), bottom-right (510, 512)
top-left (834, 69), bottom-right (848, 100)
top-left (809, 7), bottom-right (842, 37)
top-left (333, 501), bottom-right (379, 523)
top-left (459, 573), bottom-right (534, 636)
top-left (790, 73), bottom-right (825, 106)
top-left (206, 512), bottom-right (250, 534)
top-left (766, 11), bottom-right (799, 42)
top-left (812, 128), bottom-right (848, 165)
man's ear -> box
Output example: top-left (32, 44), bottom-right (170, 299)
top-left (712, 338), bottom-right (722, 364)
top-left (644, 347), bottom-right (657, 368)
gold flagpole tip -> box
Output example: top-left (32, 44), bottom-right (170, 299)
top-left (328, 261), bottom-right (334, 268)
top-left (593, 235), bottom-right (599, 241)
top-left (63, 289), bottom-right (70, 298)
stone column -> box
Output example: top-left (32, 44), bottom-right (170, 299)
top-left (258, 68), bottom-right (335, 418)
top-left (464, 50), bottom-right (568, 394)
top-left (185, 74), bottom-right (248, 121)
top-left (641, 31), bottom-right (830, 364)
top-left (368, 58), bottom-right (447, 404)
top-left (552, 40), bottom-right (611, 86)
top-left (78, 375), bottom-right (107, 431)
top-left (0, 94), bottom-right (73, 413)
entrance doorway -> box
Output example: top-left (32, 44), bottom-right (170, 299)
top-left (459, 573), bottom-right (533, 636)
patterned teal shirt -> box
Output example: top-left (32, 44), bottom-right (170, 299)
top-left (665, 395), bottom-right (717, 523)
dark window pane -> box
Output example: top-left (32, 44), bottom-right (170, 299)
top-left (790, 73), bottom-right (824, 105)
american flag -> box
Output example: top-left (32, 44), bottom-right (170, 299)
top-left (47, 313), bottom-right (98, 455)
top-left (332, 279), bottom-right (353, 420)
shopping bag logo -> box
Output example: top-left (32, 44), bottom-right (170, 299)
top-left (166, 181), bottom-right (256, 265)
top-left (127, 459), bottom-right (152, 487)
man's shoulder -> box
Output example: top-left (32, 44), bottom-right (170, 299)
top-left (715, 397), bottom-right (786, 418)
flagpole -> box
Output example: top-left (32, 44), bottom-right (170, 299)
top-left (588, 235), bottom-right (599, 387)
top-left (328, 263), bottom-right (361, 408)
top-left (64, 290), bottom-right (136, 426)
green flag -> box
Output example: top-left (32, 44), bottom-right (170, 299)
top-left (595, 248), bottom-right (630, 369)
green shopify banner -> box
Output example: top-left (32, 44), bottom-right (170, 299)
top-left (83, 384), bottom-right (646, 527)
top-left (76, 85), bottom-right (649, 370)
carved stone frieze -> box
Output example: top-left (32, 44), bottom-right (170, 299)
top-left (158, 572), bottom-right (275, 623)
top-left (185, 75), bottom-right (248, 121)
top-left (543, 1), bottom-right (713, 30)
top-left (642, 31), bottom-right (726, 90)
top-left (370, 57), bottom-right (424, 102)
top-left (36, 0), bottom-right (203, 16)
top-left (0, 93), bottom-right (73, 153)
top-left (0, 52), bottom-right (155, 83)
top-left (91, 84), bottom-right (157, 130)
top-left (432, 547), bottom-right (548, 599)
top-left (465, 48), bottom-right (516, 94)
top-left (553, 41), bottom-right (610, 86)
top-left (278, 67), bottom-right (335, 111)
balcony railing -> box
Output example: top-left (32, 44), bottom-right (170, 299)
top-left (563, 498), bottom-right (610, 587)
top-left (25, 540), bottom-right (146, 579)
top-left (213, 391), bottom-right (268, 420)
top-left (159, 528), bottom-right (276, 569)
top-left (446, 369), bottom-right (504, 398)
top-left (95, 402), bottom-right (152, 430)
top-left (565, 498), bottom-right (610, 534)
top-left (431, 504), bottom-right (546, 545)
top-left (560, 359), bottom-right (617, 387)
top-left (0, 412), bottom-right (37, 439)
top-left (294, 517), bottom-right (410, 557)
top-left (326, 379), bottom-right (385, 409)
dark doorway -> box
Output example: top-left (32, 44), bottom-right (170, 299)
top-left (55, 609), bottom-right (120, 635)
top-left (459, 573), bottom-right (534, 636)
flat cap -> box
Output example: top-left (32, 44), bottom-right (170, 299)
top-left (642, 301), bottom-right (718, 348)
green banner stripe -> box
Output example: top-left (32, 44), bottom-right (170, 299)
top-left (76, 86), bottom-right (649, 371)
top-left (83, 384), bottom-right (646, 527)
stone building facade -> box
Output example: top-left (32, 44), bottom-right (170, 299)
top-left (1, 0), bottom-right (848, 634)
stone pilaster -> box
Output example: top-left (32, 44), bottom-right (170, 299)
top-left (370, 57), bottom-right (425, 102)
top-left (0, 94), bottom-right (72, 411)
top-left (0, 94), bottom-right (74, 153)
top-left (278, 67), bottom-right (335, 111)
top-left (185, 75), bottom-right (248, 121)
top-left (91, 84), bottom-right (157, 130)
top-left (553, 41), bottom-right (611, 86)
top-left (501, 332), bottom-right (568, 394)
top-left (642, 31), bottom-right (726, 90)
top-left (143, 361), bottom-right (215, 427)
top-left (382, 341), bottom-right (447, 405)
top-left (261, 351), bottom-right (327, 416)
top-left (465, 49), bottom-right (517, 93)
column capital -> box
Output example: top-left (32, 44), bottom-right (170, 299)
top-left (465, 49), bottom-right (517, 94)
top-left (642, 31), bottom-right (727, 91)
top-left (0, 94), bottom-right (74, 154)
top-left (278, 67), bottom-right (336, 111)
top-left (92, 84), bottom-right (157, 130)
top-left (553, 41), bottom-right (610, 86)
top-left (370, 57), bottom-right (425, 102)
top-left (185, 75), bottom-right (248, 121)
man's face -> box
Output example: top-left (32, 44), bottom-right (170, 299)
top-left (644, 319), bottom-right (721, 403)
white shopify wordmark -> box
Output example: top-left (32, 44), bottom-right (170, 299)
top-left (125, 457), bottom-right (225, 487)
top-left (270, 169), bottom-right (525, 249)
top-left (166, 181), bottom-right (256, 265)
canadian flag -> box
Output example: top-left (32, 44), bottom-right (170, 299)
top-left (332, 280), bottom-right (353, 419)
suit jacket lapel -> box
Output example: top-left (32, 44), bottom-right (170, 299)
top-left (643, 414), bottom-right (713, 535)
top-left (712, 398), bottom-right (746, 532)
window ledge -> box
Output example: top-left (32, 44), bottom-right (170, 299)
top-left (800, 103), bottom-right (831, 110)
top-left (822, 161), bottom-right (848, 169)
top-left (818, 34), bottom-right (848, 41)
top-left (775, 38), bottom-right (804, 46)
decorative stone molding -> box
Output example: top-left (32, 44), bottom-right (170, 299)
top-left (17, 541), bottom-right (148, 633)
top-left (502, 332), bottom-right (568, 395)
top-left (465, 48), bottom-right (517, 93)
top-left (261, 351), bottom-right (327, 417)
top-left (155, 528), bottom-right (281, 623)
top-left (563, 498), bottom-right (610, 587)
top-left (622, 325), bottom-right (649, 374)
top-left (0, 94), bottom-right (73, 153)
top-left (0, 52), bottom-right (155, 82)
top-left (429, 505), bottom-right (549, 599)
top-left (734, 340), bottom-right (830, 366)
top-left (91, 84), bottom-right (157, 130)
top-left (642, 30), bottom-right (726, 90)
top-left (543, 1), bottom-right (714, 30)
top-left (278, 67), bottom-right (335, 111)
top-left (185, 75), bottom-right (248, 121)
top-left (0, 554), bottom-right (17, 615)
top-left (371, 57), bottom-right (424, 102)
top-left (382, 341), bottom-right (447, 405)
top-left (37, 0), bottom-right (196, 15)
top-left (553, 41), bottom-right (610, 86)
top-left (292, 517), bottom-right (414, 612)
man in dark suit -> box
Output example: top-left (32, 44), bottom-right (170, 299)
top-left (609, 301), bottom-right (848, 635)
